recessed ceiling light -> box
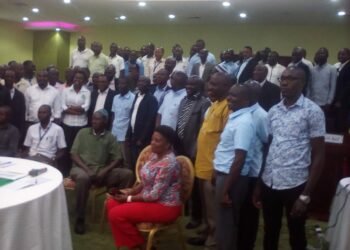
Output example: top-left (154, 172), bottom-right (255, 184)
top-left (168, 14), bottom-right (176, 19)
top-left (63, 0), bottom-right (71, 3)
top-left (222, 1), bottom-right (231, 7)
top-left (337, 10), bottom-right (346, 16)
top-left (138, 2), bottom-right (146, 7)
top-left (120, 15), bottom-right (126, 20)
top-left (32, 8), bottom-right (39, 13)
top-left (56, 28), bottom-right (61, 32)
top-left (84, 16), bottom-right (91, 21)
top-left (239, 12), bottom-right (247, 18)
top-left (22, 17), bottom-right (29, 22)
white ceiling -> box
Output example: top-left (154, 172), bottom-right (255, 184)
top-left (0, 0), bottom-right (349, 26)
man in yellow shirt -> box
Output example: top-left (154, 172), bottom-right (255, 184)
top-left (188, 72), bottom-right (234, 249)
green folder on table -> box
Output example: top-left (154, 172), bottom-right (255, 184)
top-left (0, 178), bottom-right (14, 187)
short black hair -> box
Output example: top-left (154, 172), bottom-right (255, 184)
top-left (154, 125), bottom-right (178, 146)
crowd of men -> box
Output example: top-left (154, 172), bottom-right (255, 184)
top-left (0, 36), bottom-right (350, 249)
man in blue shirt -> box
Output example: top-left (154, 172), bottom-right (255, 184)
top-left (151, 69), bottom-right (171, 106)
top-left (111, 78), bottom-right (135, 169)
top-left (213, 84), bottom-right (256, 250)
top-left (187, 39), bottom-right (216, 76)
top-left (156, 71), bottom-right (187, 130)
top-left (253, 66), bottom-right (325, 250)
top-left (215, 49), bottom-right (239, 77)
top-left (238, 81), bottom-right (269, 250)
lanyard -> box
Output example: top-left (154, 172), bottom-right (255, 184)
top-left (153, 61), bottom-right (161, 72)
top-left (37, 123), bottom-right (52, 148)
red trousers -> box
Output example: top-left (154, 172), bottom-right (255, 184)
top-left (107, 199), bottom-right (182, 248)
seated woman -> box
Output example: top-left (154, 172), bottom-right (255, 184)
top-left (107, 125), bottom-right (182, 250)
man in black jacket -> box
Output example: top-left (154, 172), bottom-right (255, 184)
top-left (4, 69), bottom-right (25, 142)
top-left (126, 76), bottom-right (158, 170)
top-left (252, 64), bottom-right (281, 111)
top-left (236, 46), bottom-right (259, 83)
top-left (88, 74), bottom-right (116, 128)
top-left (333, 48), bottom-right (350, 133)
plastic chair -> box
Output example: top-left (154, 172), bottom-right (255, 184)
top-left (100, 146), bottom-right (194, 250)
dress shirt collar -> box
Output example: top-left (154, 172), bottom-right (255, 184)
top-left (35, 84), bottom-right (50, 91)
top-left (260, 79), bottom-right (267, 87)
top-left (98, 88), bottom-right (109, 95)
top-left (250, 102), bottom-right (261, 112)
top-left (187, 92), bottom-right (201, 100)
top-left (173, 88), bottom-right (186, 96)
top-left (278, 94), bottom-right (304, 110)
top-left (120, 91), bottom-right (133, 99)
top-left (9, 87), bottom-right (15, 99)
top-left (229, 106), bottom-right (252, 119)
top-left (156, 84), bottom-right (168, 92)
top-left (92, 128), bottom-right (106, 136)
top-left (78, 48), bottom-right (88, 53)
top-left (339, 60), bottom-right (350, 71)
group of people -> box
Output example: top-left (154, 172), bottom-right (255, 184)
top-left (0, 36), bottom-right (349, 250)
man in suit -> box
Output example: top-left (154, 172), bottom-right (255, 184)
top-left (236, 46), bottom-right (259, 83)
top-left (177, 75), bottom-right (210, 229)
top-left (333, 48), bottom-right (350, 133)
top-left (88, 74), bottom-right (116, 128)
top-left (191, 49), bottom-right (215, 83)
top-left (288, 47), bottom-right (311, 95)
top-left (126, 76), bottom-right (158, 170)
top-left (4, 69), bottom-right (25, 141)
top-left (252, 64), bottom-right (281, 111)
top-left (104, 64), bottom-right (119, 92)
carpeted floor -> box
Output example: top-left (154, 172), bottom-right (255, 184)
top-left (67, 191), bottom-right (329, 250)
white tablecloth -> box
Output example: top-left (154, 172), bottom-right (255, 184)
top-left (0, 157), bottom-right (72, 250)
top-left (326, 177), bottom-right (350, 250)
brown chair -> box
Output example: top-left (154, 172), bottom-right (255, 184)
top-left (100, 146), bottom-right (195, 250)
top-left (63, 177), bottom-right (106, 221)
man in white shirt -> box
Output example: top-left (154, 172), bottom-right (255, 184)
top-left (156, 71), bottom-right (188, 130)
top-left (109, 43), bottom-right (125, 82)
top-left (173, 46), bottom-right (188, 73)
top-left (300, 48), bottom-right (314, 71)
top-left (25, 70), bottom-right (61, 124)
top-left (308, 47), bottom-right (337, 111)
top-left (145, 47), bottom-right (165, 83)
top-left (23, 105), bottom-right (66, 166)
top-left (48, 67), bottom-right (65, 92)
top-left (266, 51), bottom-right (286, 86)
top-left (22, 60), bottom-right (38, 87)
top-left (70, 36), bottom-right (94, 68)
top-left (142, 43), bottom-right (155, 71)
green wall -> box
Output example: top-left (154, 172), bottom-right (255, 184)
top-left (70, 23), bottom-right (350, 64)
top-left (0, 20), bottom-right (33, 64)
top-left (33, 30), bottom-right (70, 77)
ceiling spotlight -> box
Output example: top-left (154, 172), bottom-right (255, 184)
top-left (32, 8), bottom-right (39, 13)
top-left (84, 16), bottom-right (91, 21)
top-left (138, 2), bottom-right (146, 7)
top-left (120, 15), bottom-right (126, 20)
top-left (222, 1), bottom-right (231, 7)
top-left (22, 17), bottom-right (29, 22)
top-left (337, 10), bottom-right (346, 16)
top-left (63, 0), bottom-right (71, 3)
top-left (168, 14), bottom-right (176, 19)
top-left (56, 28), bottom-right (61, 32)
top-left (239, 12), bottom-right (247, 18)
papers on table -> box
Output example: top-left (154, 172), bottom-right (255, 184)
top-left (0, 170), bottom-right (27, 180)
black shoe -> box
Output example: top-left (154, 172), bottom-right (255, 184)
top-left (186, 220), bottom-right (201, 229)
top-left (187, 237), bottom-right (206, 246)
top-left (74, 218), bottom-right (85, 235)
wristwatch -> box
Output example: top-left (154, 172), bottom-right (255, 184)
top-left (299, 195), bottom-right (311, 204)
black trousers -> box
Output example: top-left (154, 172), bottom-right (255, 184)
top-left (61, 124), bottom-right (85, 176)
top-left (237, 177), bottom-right (259, 250)
top-left (189, 177), bottom-right (203, 222)
top-left (261, 183), bottom-right (307, 250)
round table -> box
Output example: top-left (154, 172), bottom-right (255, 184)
top-left (326, 177), bottom-right (350, 250)
top-left (0, 157), bottom-right (72, 250)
